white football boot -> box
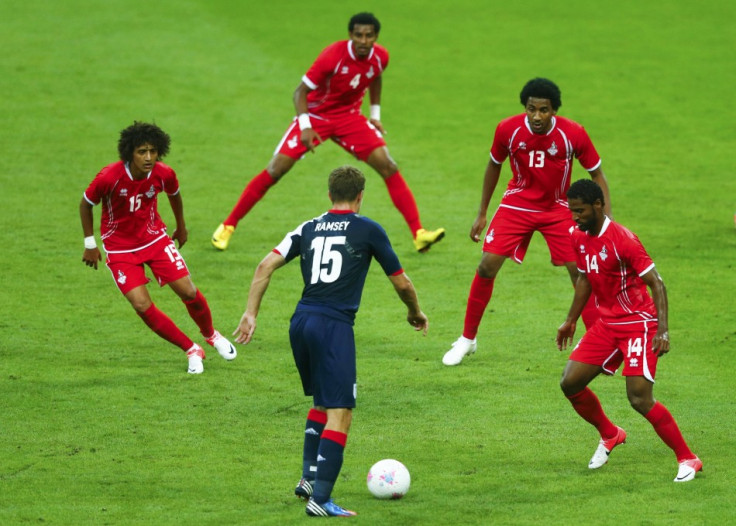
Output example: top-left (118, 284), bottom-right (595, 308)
top-left (442, 336), bottom-right (477, 366)
top-left (206, 330), bottom-right (237, 360)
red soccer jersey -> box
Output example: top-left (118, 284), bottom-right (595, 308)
top-left (572, 217), bottom-right (657, 323)
top-left (490, 114), bottom-right (601, 211)
top-left (302, 40), bottom-right (389, 117)
top-left (83, 161), bottom-right (179, 253)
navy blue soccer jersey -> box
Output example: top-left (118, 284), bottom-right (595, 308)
top-left (274, 209), bottom-right (403, 322)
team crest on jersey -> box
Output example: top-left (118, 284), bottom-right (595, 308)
top-left (145, 185), bottom-right (156, 199)
top-left (119, 188), bottom-right (128, 197)
top-left (117, 270), bottom-right (127, 285)
top-left (366, 66), bottom-right (374, 79)
top-left (485, 229), bottom-right (495, 244)
top-left (599, 245), bottom-right (608, 261)
top-left (547, 141), bottom-right (558, 156)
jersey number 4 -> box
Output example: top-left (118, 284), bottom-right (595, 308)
top-left (310, 236), bottom-right (346, 284)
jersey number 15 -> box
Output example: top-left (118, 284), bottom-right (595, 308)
top-left (310, 236), bottom-right (346, 284)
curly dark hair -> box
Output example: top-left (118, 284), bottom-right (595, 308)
top-left (117, 121), bottom-right (171, 162)
top-left (520, 78), bottom-right (562, 110)
top-left (567, 178), bottom-right (604, 206)
top-left (329, 165), bottom-right (366, 203)
top-left (349, 12), bottom-right (381, 34)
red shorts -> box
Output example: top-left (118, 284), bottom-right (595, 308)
top-left (482, 205), bottom-right (576, 265)
top-left (569, 319), bottom-right (659, 380)
top-left (274, 112), bottom-right (386, 161)
top-left (105, 236), bottom-right (190, 295)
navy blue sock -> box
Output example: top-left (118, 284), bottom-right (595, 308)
top-left (312, 430), bottom-right (347, 504)
top-left (302, 409), bottom-right (327, 481)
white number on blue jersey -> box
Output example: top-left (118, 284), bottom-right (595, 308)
top-left (309, 236), bottom-right (346, 284)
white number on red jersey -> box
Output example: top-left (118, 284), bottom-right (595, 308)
top-left (310, 236), bottom-right (345, 284)
top-left (528, 150), bottom-right (545, 168)
top-left (349, 74), bottom-right (361, 89)
top-left (585, 254), bottom-right (599, 273)
top-left (129, 195), bottom-right (142, 212)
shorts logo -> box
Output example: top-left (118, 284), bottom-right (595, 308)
top-left (117, 270), bottom-right (127, 285)
top-left (288, 135), bottom-right (299, 149)
top-left (547, 141), bottom-right (558, 156)
top-left (629, 358), bottom-right (639, 368)
top-left (485, 229), bottom-right (495, 244)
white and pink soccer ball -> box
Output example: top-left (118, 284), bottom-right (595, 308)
top-left (366, 459), bottom-right (411, 499)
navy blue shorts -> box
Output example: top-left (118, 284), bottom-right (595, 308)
top-left (289, 311), bottom-right (357, 408)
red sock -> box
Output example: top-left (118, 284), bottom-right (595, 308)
top-left (137, 304), bottom-right (193, 352)
top-left (566, 387), bottom-right (618, 439)
top-left (183, 289), bottom-right (214, 338)
top-left (384, 172), bottom-right (422, 235)
top-left (644, 401), bottom-right (695, 462)
top-left (462, 272), bottom-right (494, 340)
top-left (224, 169), bottom-right (277, 227)
top-left (581, 293), bottom-right (600, 329)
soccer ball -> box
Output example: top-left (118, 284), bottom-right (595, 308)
top-left (366, 459), bottom-right (411, 499)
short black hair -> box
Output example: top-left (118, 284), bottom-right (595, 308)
top-left (520, 78), bottom-right (562, 110)
top-left (349, 12), bottom-right (380, 34)
top-left (329, 165), bottom-right (366, 203)
top-left (117, 121), bottom-right (171, 162)
top-left (567, 178), bottom-right (604, 206)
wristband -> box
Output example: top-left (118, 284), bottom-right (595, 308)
top-left (84, 236), bottom-right (97, 250)
top-left (297, 113), bottom-right (312, 130)
top-left (370, 104), bottom-right (381, 121)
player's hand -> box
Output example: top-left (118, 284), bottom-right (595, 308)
top-left (556, 320), bottom-right (576, 351)
top-left (469, 216), bottom-right (487, 243)
top-left (652, 330), bottom-right (670, 356)
top-left (369, 118), bottom-right (386, 135)
top-left (171, 227), bottom-right (188, 248)
top-left (407, 311), bottom-right (428, 335)
top-left (300, 129), bottom-right (322, 153)
top-left (233, 312), bottom-right (257, 344)
top-left (82, 247), bottom-right (102, 270)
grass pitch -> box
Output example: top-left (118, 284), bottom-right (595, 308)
top-left (1, 0), bottom-right (735, 524)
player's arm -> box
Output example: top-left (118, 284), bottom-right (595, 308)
top-left (641, 267), bottom-right (669, 356)
top-left (388, 271), bottom-right (428, 335)
top-left (293, 82), bottom-right (322, 153)
top-left (79, 198), bottom-right (101, 269)
top-left (556, 271), bottom-right (592, 350)
top-left (233, 251), bottom-right (287, 344)
top-left (166, 192), bottom-right (188, 248)
top-left (470, 159), bottom-right (502, 242)
top-left (589, 167), bottom-right (613, 219)
top-left (367, 76), bottom-right (385, 134)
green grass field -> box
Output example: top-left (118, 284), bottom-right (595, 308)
top-left (2, 0), bottom-right (735, 524)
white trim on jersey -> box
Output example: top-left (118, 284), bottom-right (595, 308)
top-left (103, 232), bottom-right (168, 254)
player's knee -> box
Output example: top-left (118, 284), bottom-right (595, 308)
top-left (627, 393), bottom-right (653, 415)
